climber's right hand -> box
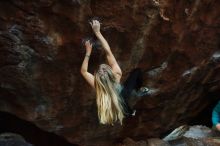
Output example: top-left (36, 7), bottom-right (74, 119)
top-left (89, 20), bottom-right (100, 33)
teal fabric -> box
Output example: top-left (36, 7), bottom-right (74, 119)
top-left (115, 84), bottom-right (123, 93)
top-left (212, 101), bottom-right (220, 126)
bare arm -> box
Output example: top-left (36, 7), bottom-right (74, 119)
top-left (90, 20), bottom-right (122, 80)
top-left (80, 41), bottom-right (95, 88)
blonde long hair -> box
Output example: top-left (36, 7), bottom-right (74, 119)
top-left (94, 64), bottom-right (125, 125)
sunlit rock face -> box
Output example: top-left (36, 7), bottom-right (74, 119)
top-left (0, 0), bottom-right (219, 145)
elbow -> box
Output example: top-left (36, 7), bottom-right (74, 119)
top-left (80, 68), bottom-right (86, 75)
top-left (118, 71), bottom-right (122, 76)
top-left (117, 72), bottom-right (122, 77)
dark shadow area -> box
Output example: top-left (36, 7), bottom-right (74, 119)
top-left (0, 111), bottom-right (78, 146)
top-left (189, 91), bottom-right (220, 127)
top-left (160, 90), bottom-right (220, 138)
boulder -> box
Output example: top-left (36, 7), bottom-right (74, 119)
top-left (0, 0), bottom-right (220, 145)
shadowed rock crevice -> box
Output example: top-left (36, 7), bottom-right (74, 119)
top-left (0, 111), bottom-right (77, 146)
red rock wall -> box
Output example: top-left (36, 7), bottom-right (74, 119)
top-left (0, 0), bottom-right (220, 145)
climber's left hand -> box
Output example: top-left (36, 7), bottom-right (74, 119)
top-left (85, 40), bottom-right (93, 53)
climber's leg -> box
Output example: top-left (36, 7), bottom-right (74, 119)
top-left (120, 68), bottom-right (144, 116)
top-left (121, 68), bottom-right (159, 113)
top-left (121, 68), bottom-right (143, 100)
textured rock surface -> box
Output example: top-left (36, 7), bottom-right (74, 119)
top-left (117, 125), bottom-right (220, 146)
top-left (165, 125), bottom-right (220, 146)
top-left (0, 0), bottom-right (220, 145)
top-left (0, 133), bottom-right (33, 146)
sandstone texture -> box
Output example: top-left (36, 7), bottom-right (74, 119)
top-left (0, 0), bottom-right (220, 145)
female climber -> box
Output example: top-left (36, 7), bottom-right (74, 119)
top-left (80, 19), bottom-right (149, 125)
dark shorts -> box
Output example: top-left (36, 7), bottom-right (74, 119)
top-left (120, 68), bottom-right (143, 116)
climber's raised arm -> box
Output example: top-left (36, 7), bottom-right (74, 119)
top-left (90, 20), bottom-right (122, 80)
top-left (80, 40), bottom-right (94, 88)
